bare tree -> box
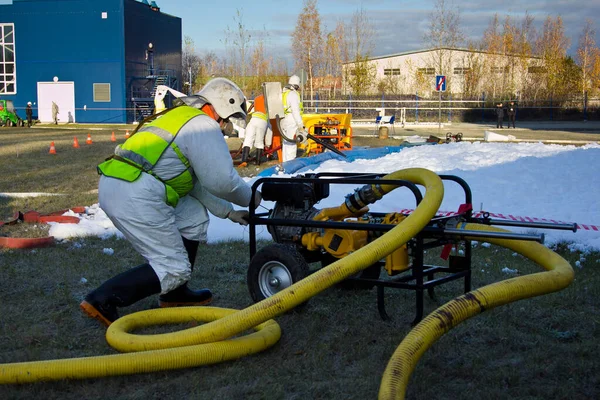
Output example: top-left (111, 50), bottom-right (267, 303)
top-left (223, 9), bottom-right (251, 91)
top-left (196, 51), bottom-right (220, 88)
top-left (342, 7), bottom-right (377, 96)
top-left (333, 21), bottom-right (350, 95)
top-left (423, 0), bottom-right (464, 94)
top-left (377, 60), bottom-right (404, 95)
top-left (182, 36), bottom-right (201, 95)
top-left (577, 19), bottom-right (598, 99)
top-left (291, 0), bottom-right (323, 101)
top-left (249, 38), bottom-right (271, 96)
top-left (334, 21), bottom-right (350, 66)
top-left (348, 7), bottom-right (375, 60)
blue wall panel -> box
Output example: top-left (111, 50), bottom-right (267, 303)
top-left (124, 1), bottom-right (182, 83)
top-left (0, 0), bottom-right (181, 123)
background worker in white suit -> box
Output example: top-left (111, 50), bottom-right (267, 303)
top-left (280, 75), bottom-right (304, 162)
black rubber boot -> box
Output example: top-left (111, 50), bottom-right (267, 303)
top-left (255, 148), bottom-right (263, 166)
top-left (158, 236), bottom-right (213, 308)
top-left (238, 146), bottom-right (251, 168)
top-left (80, 263), bottom-right (161, 326)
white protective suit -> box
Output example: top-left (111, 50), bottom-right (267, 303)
top-left (243, 116), bottom-right (273, 149)
top-left (98, 114), bottom-right (252, 293)
top-left (280, 86), bottom-right (304, 162)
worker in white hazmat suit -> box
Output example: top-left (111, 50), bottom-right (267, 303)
top-left (80, 77), bottom-right (261, 327)
top-left (280, 75), bottom-right (305, 162)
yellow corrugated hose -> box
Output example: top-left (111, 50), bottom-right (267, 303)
top-left (0, 168), bottom-right (444, 384)
top-left (379, 223), bottom-right (575, 400)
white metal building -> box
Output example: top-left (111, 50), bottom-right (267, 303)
top-left (342, 47), bottom-right (543, 97)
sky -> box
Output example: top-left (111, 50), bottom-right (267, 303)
top-left (155, 0), bottom-right (600, 69)
top-left (47, 141), bottom-right (600, 256)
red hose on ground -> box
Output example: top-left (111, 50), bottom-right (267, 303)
top-left (0, 207), bottom-right (85, 249)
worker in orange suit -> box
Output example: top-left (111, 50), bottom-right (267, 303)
top-left (239, 94), bottom-right (272, 167)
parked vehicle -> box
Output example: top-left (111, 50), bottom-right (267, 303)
top-left (0, 99), bottom-right (24, 127)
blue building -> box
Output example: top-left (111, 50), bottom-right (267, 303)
top-left (0, 0), bottom-right (182, 123)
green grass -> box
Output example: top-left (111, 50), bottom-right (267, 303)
top-left (0, 127), bottom-right (598, 399)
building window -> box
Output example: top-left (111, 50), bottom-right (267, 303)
top-left (93, 83), bottom-right (111, 102)
top-left (384, 68), bottom-right (401, 76)
top-left (528, 66), bottom-right (546, 74)
top-left (453, 67), bottom-right (471, 75)
top-left (0, 23), bottom-right (16, 94)
top-left (491, 66), bottom-right (509, 73)
top-left (417, 67), bottom-right (435, 75)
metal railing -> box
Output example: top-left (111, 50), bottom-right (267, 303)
top-left (301, 97), bottom-right (600, 122)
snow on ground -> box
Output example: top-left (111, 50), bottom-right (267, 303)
top-left (47, 142), bottom-right (600, 252)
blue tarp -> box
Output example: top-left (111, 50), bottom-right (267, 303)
top-left (258, 143), bottom-right (434, 177)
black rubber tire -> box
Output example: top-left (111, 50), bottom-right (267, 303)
top-left (247, 243), bottom-right (310, 304)
top-left (321, 254), bottom-right (381, 290)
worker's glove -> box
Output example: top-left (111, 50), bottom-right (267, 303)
top-left (295, 129), bottom-right (308, 144)
top-left (253, 190), bottom-right (262, 209)
top-left (227, 210), bottom-right (249, 226)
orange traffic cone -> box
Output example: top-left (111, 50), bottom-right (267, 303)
top-left (73, 137), bottom-right (80, 148)
top-left (86, 133), bottom-right (93, 145)
top-left (125, 130), bottom-right (130, 139)
top-left (111, 131), bottom-right (116, 142)
top-left (49, 141), bottom-right (57, 155)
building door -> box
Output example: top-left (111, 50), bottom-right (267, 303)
top-left (37, 81), bottom-right (75, 123)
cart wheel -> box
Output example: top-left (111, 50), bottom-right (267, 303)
top-left (321, 254), bottom-right (381, 290)
top-left (247, 243), bottom-right (310, 304)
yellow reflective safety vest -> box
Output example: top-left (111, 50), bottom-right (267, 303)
top-left (97, 106), bottom-right (204, 207)
top-left (250, 111), bottom-right (268, 121)
top-left (282, 88), bottom-right (304, 116)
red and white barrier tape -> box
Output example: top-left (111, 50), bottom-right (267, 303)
top-left (396, 209), bottom-right (599, 232)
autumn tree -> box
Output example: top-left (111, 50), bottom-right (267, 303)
top-left (291, 0), bottom-right (323, 101)
top-left (558, 56), bottom-right (582, 97)
top-left (576, 19), bottom-right (599, 98)
top-left (461, 42), bottom-right (485, 98)
top-left (480, 13), bottom-right (538, 101)
top-left (536, 15), bottom-right (570, 98)
top-left (321, 31), bottom-right (342, 97)
top-left (480, 14), bottom-right (503, 98)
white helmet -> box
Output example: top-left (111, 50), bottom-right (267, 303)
top-left (288, 75), bottom-right (301, 86)
top-left (27, 102), bottom-right (32, 106)
top-left (196, 78), bottom-right (247, 120)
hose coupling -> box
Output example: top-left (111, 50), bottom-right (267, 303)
top-left (345, 183), bottom-right (385, 213)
